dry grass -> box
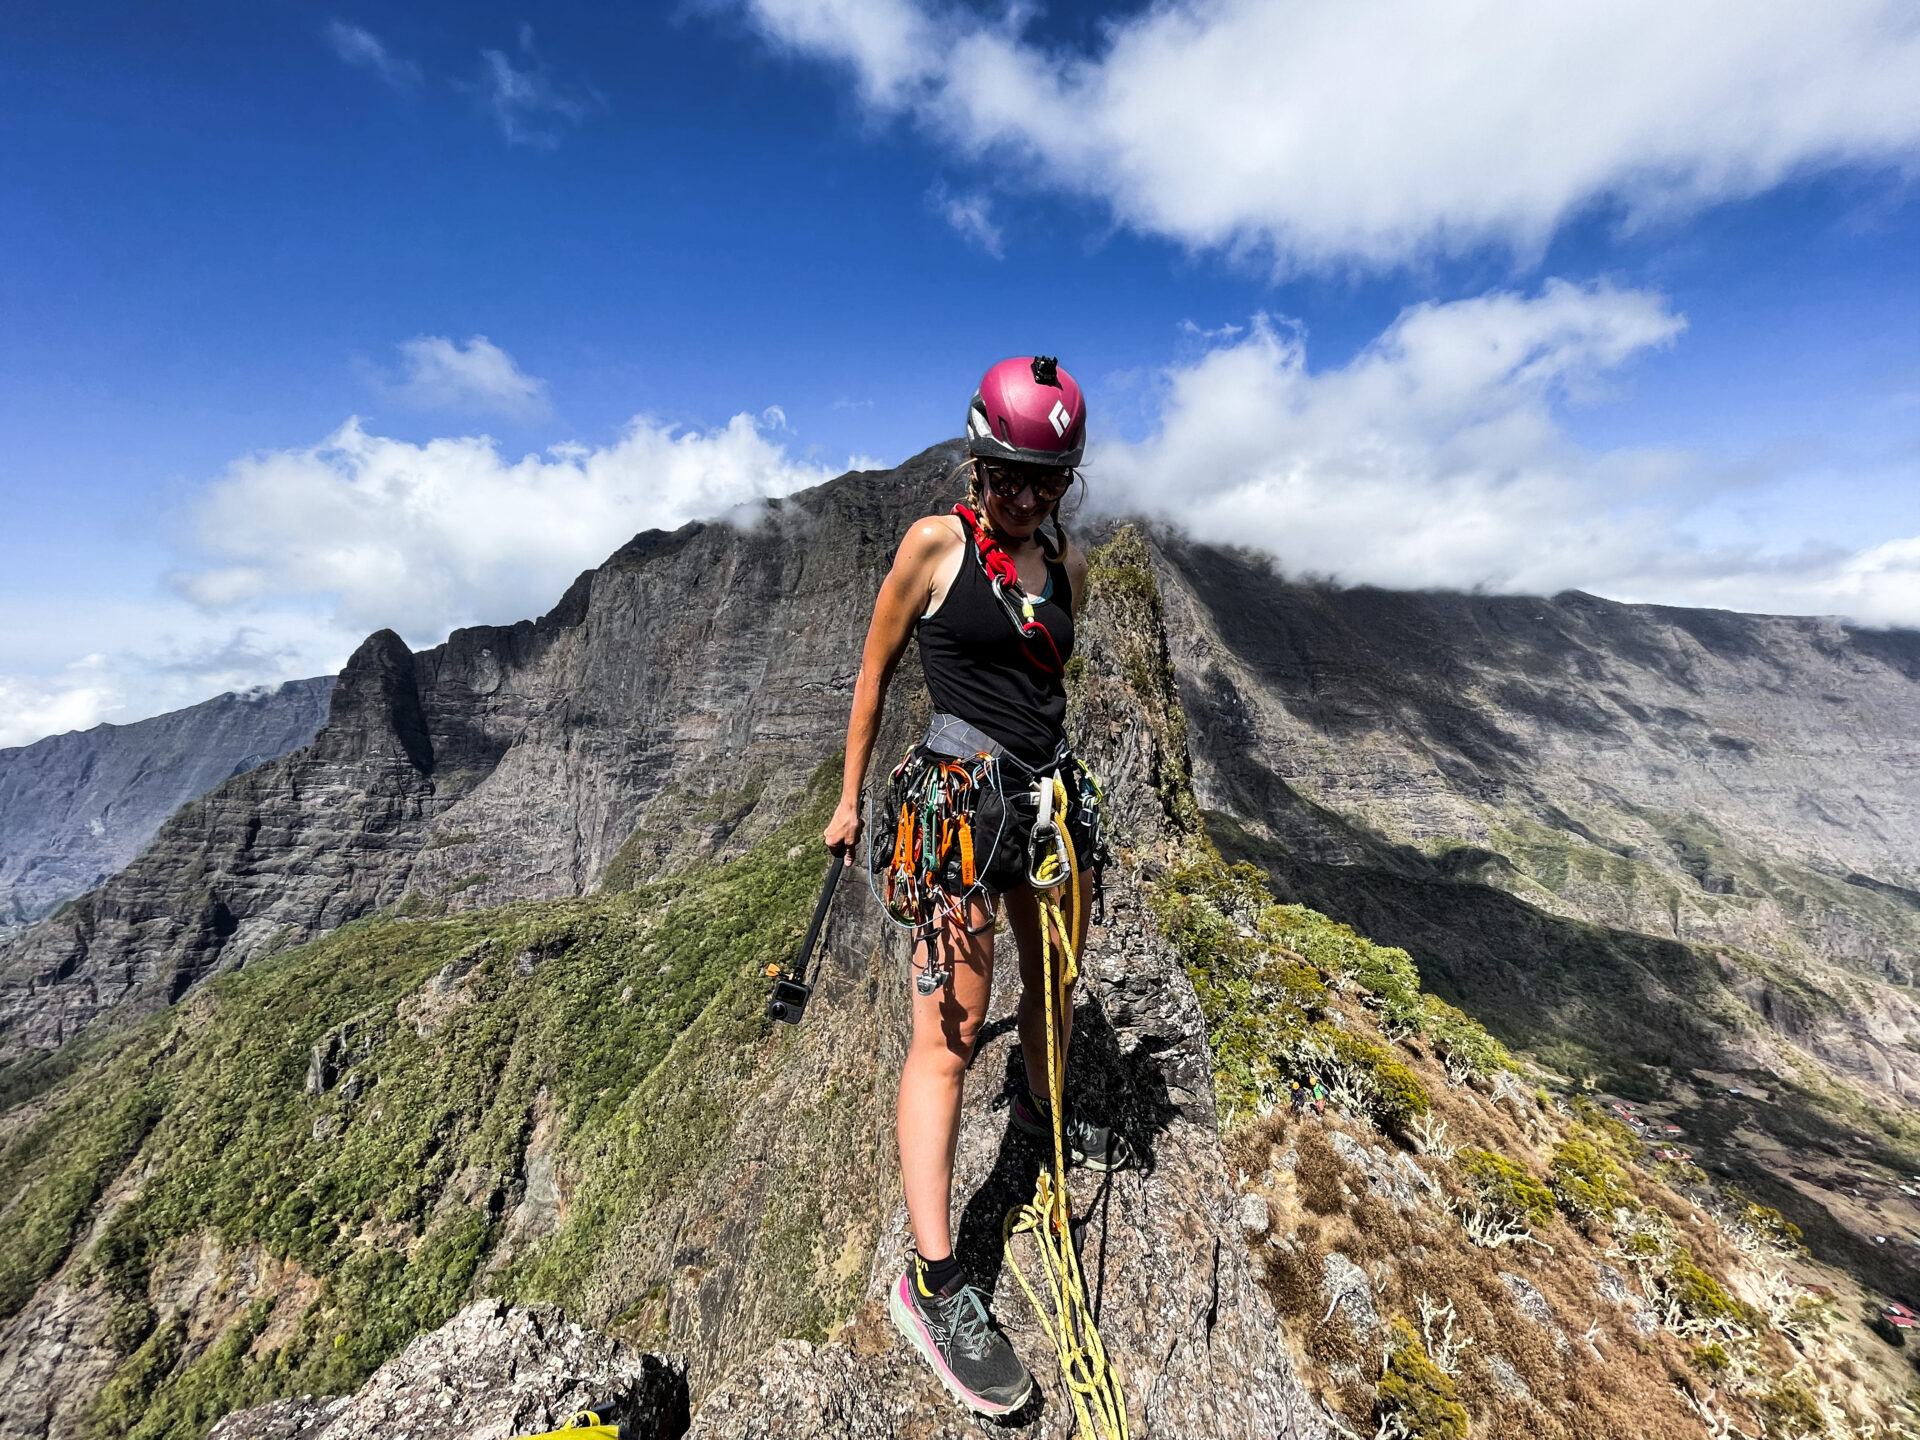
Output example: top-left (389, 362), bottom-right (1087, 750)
top-left (1228, 1021), bottom-right (1920, 1439)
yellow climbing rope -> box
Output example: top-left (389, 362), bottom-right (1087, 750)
top-left (1002, 774), bottom-right (1129, 1440)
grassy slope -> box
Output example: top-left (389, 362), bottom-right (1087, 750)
top-left (1159, 843), bottom-right (1920, 1438)
top-left (0, 769), bottom-right (840, 1439)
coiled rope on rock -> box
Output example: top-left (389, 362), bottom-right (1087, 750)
top-left (1002, 773), bottom-right (1128, 1440)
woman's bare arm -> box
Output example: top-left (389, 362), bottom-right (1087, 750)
top-left (824, 518), bottom-right (961, 858)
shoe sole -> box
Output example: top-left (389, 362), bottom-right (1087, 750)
top-left (889, 1275), bottom-right (1034, 1416)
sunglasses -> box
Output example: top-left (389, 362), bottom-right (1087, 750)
top-left (979, 461), bottom-right (1074, 505)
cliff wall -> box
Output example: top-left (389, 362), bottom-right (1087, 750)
top-left (0, 680), bottom-right (333, 935)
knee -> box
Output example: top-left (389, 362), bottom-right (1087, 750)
top-left (911, 1016), bottom-right (981, 1076)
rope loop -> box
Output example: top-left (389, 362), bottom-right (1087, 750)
top-left (1001, 776), bottom-right (1127, 1439)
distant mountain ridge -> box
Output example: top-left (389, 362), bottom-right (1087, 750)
top-left (0, 679), bottom-right (334, 934)
top-left (0, 446), bottom-right (1913, 1300)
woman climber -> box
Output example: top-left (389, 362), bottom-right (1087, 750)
top-left (822, 355), bottom-right (1134, 1416)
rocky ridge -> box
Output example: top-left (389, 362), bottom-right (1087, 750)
top-left (0, 679), bottom-right (332, 936)
top-left (1154, 540), bottom-right (1920, 1289)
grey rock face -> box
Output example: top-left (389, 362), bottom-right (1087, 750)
top-left (0, 679), bottom-right (332, 933)
top-left (1498, 1271), bottom-right (1553, 1328)
top-left (1319, 1253), bottom-right (1379, 1339)
top-left (206, 1302), bottom-right (688, 1440)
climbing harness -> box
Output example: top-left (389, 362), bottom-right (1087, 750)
top-left (763, 847), bottom-right (847, 1024)
top-left (866, 715), bottom-right (1120, 1431)
top-left (1000, 772), bottom-right (1128, 1440)
top-left (951, 502), bottom-right (1066, 676)
top-left (866, 719), bottom-right (1106, 997)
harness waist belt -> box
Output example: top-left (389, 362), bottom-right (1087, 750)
top-left (922, 712), bottom-right (1007, 760)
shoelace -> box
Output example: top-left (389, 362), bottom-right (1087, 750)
top-left (942, 1283), bottom-right (997, 1361)
top-left (1062, 1107), bottom-right (1108, 1156)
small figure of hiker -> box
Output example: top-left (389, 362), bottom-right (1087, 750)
top-left (824, 356), bottom-right (1133, 1416)
top-left (1312, 1078), bottom-right (1328, 1115)
top-left (1289, 1078), bottom-right (1310, 1115)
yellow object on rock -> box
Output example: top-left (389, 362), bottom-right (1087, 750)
top-left (513, 1408), bottom-right (620, 1440)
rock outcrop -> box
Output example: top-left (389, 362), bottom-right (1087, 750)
top-left (0, 678), bottom-right (332, 935)
top-left (208, 1302), bottom-right (688, 1440)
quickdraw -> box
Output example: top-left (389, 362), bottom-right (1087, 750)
top-left (869, 747), bottom-right (1011, 995)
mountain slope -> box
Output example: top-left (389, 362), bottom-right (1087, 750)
top-left (1155, 537), bottom-right (1920, 1298)
top-left (0, 452), bottom-right (957, 1063)
top-left (0, 680), bottom-right (333, 935)
top-left (31, 524), bottom-right (1909, 1440)
top-left (0, 527), bottom-right (1332, 1440)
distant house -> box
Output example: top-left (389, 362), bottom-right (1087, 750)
top-left (1882, 1302), bottom-right (1919, 1329)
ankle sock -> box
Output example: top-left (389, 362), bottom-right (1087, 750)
top-left (915, 1248), bottom-right (964, 1297)
top-left (1025, 1090), bottom-right (1053, 1116)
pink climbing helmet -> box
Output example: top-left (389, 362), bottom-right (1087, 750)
top-left (965, 356), bottom-right (1087, 468)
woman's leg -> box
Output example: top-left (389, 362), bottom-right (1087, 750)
top-left (1003, 870), bottom-right (1094, 1102)
top-left (898, 894), bottom-right (997, 1260)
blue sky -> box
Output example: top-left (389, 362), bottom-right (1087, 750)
top-left (4, 0), bottom-right (1919, 744)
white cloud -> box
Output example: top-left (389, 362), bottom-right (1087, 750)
top-left (1094, 282), bottom-right (1920, 626)
top-left (174, 410), bottom-right (839, 640)
top-left (0, 617), bottom-right (337, 750)
top-left (480, 26), bottom-right (599, 147)
top-left (327, 21), bottom-right (421, 90)
top-left (0, 657), bottom-right (119, 750)
top-left (389, 335), bottom-right (552, 420)
top-left (929, 185), bottom-right (1004, 256)
top-left (739, 0), bottom-right (1920, 268)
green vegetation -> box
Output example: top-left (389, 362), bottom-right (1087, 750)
top-left (1375, 1316), bottom-right (1470, 1440)
top-left (1456, 1147), bottom-right (1555, 1228)
top-left (1548, 1134), bottom-right (1638, 1220)
top-left (1665, 1248), bottom-right (1754, 1329)
top-left (1149, 853), bottom-right (1478, 1132)
top-left (1753, 1373), bottom-right (1828, 1436)
top-left (0, 766), bottom-right (846, 1440)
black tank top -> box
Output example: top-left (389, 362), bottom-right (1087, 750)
top-left (917, 533), bottom-right (1075, 766)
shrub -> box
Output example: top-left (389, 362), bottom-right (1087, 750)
top-left (1723, 1187), bottom-right (1807, 1255)
top-left (1422, 995), bottom-right (1516, 1080)
top-left (1549, 1135), bottom-right (1637, 1219)
top-left (1456, 1148), bottom-right (1555, 1228)
top-left (1666, 1250), bottom-right (1751, 1328)
top-left (1298, 1022), bottom-right (1431, 1130)
top-left (1376, 1316), bottom-right (1470, 1440)
top-left (1691, 1341), bottom-right (1732, 1375)
top-left (1568, 1096), bottom-right (1642, 1153)
top-left (1754, 1374), bottom-right (1826, 1436)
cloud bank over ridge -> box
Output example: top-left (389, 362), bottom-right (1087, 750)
top-left (1096, 282), bottom-right (1920, 625)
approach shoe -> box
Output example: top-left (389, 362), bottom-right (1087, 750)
top-left (889, 1258), bottom-right (1034, 1415)
top-left (1011, 1092), bottom-right (1135, 1172)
